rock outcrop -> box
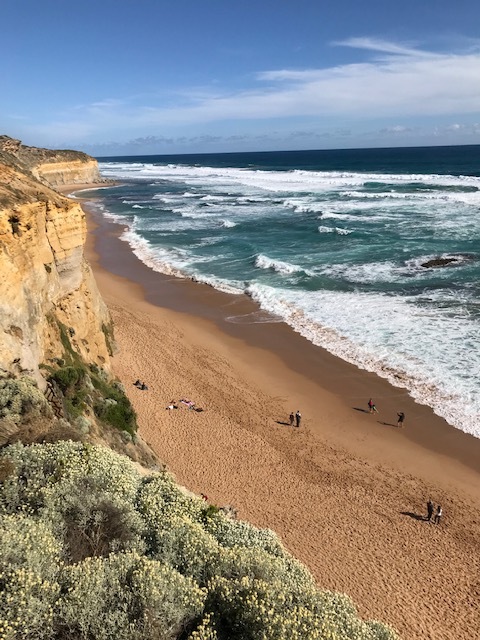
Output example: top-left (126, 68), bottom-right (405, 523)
top-left (0, 135), bottom-right (105, 188)
top-left (0, 136), bottom-right (111, 385)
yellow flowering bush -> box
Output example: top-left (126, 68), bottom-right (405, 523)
top-left (0, 442), bottom-right (399, 640)
top-left (204, 513), bottom-right (285, 557)
top-left (0, 517), bottom-right (62, 639)
top-left (204, 577), bottom-right (398, 640)
top-left (56, 552), bottom-right (204, 639)
top-left (136, 473), bottom-right (205, 529)
top-left (0, 374), bottom-right (52, 427)
top-left (150, 515), bottom-right (219, 584)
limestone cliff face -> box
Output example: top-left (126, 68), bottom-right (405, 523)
top-left (32, 159), bottom-right (103, 187)
top-left (0, 135), bottom-right (105, 188)
top-left (0, 136), bottom-right (111, 384)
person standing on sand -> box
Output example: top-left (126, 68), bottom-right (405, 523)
top-left (427, 499), bottom-right (434, 522)
top-left (295, 410), bottom-right (302, 427)
top-left (434, 505), bottom-right (442, 524)
top-left (368, 398), bottom-right (374, 413)
top-left (289, 411), bottom-right (295, 426)
top-left (397, 411), bottom-right (405, 427)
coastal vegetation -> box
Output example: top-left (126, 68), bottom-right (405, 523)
top-left (0, 440), bottom-right (399, 640)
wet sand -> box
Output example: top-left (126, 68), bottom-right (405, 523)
top-left (83, 197), bottom-right (480, 640)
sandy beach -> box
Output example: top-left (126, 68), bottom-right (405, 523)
top-left (82, 199), bottom-right (480, 640)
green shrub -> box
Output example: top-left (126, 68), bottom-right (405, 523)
top-left (188, 613), bottom-right (219, 640)
top-left (90, 372), bottom-right (137, 434)
top-left (50, 366), bottom-right (85, 394)
top-left (0, 442), bottom-right (141, 517)
top-left (102, 322), bottom-right (115, 357)
top-left (0, 375), bottom-right (52, 426)
top-left (56, 320), bottom-right (80, 365)
top-left (95, 395), bottom-right (137, 434)
top-left (46, 360), bottom-right (137, 434)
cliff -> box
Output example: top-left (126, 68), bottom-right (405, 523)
top-left (0, 136), bottom-right (111, 384)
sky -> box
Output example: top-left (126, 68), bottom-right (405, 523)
top-left (2, 0), bottom-right (480, 156)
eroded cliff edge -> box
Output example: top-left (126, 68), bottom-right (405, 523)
top-left (0, 136), bottom-right (111, 384)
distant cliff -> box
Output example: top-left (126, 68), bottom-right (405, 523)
top-left (0, 135), bottom-right (104, 189)
top-left (0, 136), bottom-right (111, 384)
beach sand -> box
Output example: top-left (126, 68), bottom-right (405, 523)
top-left (83, 200), bottom-right (480, 640)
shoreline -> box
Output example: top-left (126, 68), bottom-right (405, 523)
top-left (85, 199), bottom-right (480, 484)
top-left (79, 190), bottom-right (479, 640)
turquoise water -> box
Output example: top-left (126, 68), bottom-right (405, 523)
top-left (85, 146), bottom-right (480, 437)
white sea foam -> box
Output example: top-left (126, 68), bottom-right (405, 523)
top-left (99, 161), bottom-right (480, 197)
top-left (246, 283), bottom-right (480, 438)
top-left (221, 220), bottom-right (237, 228)
top-left (318, 226), bottom-right (353, 235)
top-left (86, 200), bottom-right (127, 224)
top-left (318, 225), bottom-right (335, 233)
top-left (119, 229), bottom-right (242, 294)
top-left (321, 261), bottom-right (404, 284)
top-left (319, 211), bottom-right (374, 222)
top-left (255, 254), bottom-right (312, 276)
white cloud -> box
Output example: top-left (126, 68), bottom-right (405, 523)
top-left (16, 37), bottom-right (480, 147)
top-left (112, 40), bottom-right (480, 123)
top-left (334, 37), bottom-right (438, 59)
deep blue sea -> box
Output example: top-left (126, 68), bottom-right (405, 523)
top-left (84, 146), bottom-right (480, 438)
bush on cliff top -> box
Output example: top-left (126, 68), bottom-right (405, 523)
top-left (0, 441), bottom-right (400, 640)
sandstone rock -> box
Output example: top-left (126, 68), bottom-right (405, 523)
top-left (0, 136), bottom-right (112, 385)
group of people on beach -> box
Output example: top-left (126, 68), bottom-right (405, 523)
top-left (289, 410), bottom-right (302, 427)
top-left (427, 499), bottom-right (443, 524)
top-left (166, 398), bottom-right (204, 412)
top-left (368, 399), bottom-right (405, 427)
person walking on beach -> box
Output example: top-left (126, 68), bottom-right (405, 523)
top-left (295, 410), bottom-right (302, 428)
top-left (289, 411), bottom-right (295, 426)
top-left (434, 505), bottom-right (443, 525)
top-left (427, 499), bottom-right (434, 522)
top-left (397, 411), bottom-right (405, 427)
top-left (368, 398), bottom-right (374, 413)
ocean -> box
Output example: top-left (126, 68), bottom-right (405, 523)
top-left (86, 146), bottom-right (480, 439)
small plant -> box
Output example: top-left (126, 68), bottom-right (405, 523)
top-left (50, 365), bottom-right (85, 394)
top-left (91, 372), bottom-right (137, 434)
top-left (101, 322), bottom-right (115, 357)
top-left (0, 374), bottom-right (52, 427)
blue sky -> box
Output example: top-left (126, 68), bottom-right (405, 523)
top-left (2, 0), bottom-right (480, 155)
